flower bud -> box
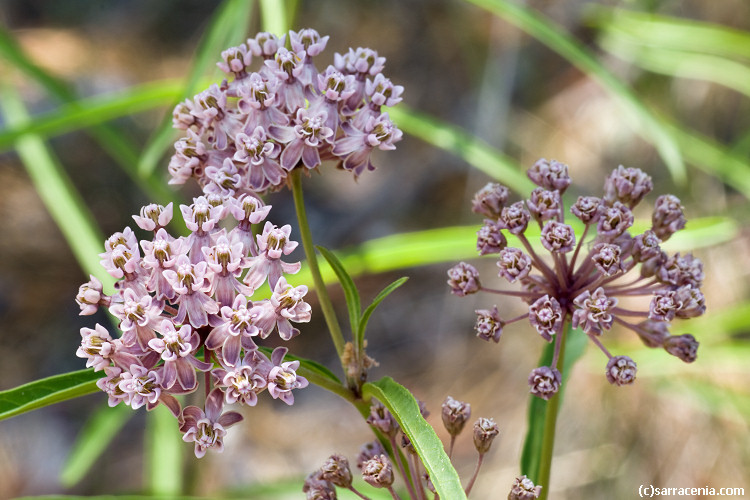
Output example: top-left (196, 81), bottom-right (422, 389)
top-left (356, 440), bottom-right (386, 469)
top-left (571, 196), bottom-right (601, 224)
top-left (474, 306), bottom-right (504, 343)
top-left (528, 366), bottom-right (562, 400)
top-left (361, 455), bottom-right (394, 488)
top-left (320, 454), bottom-right (352, 488)
top-left (500, 202), bottom-right (530, 235)
top-left (447, 262), bottom-right (481, 296)
top-left (477, 220), bottom-right (508, 255)
top-left (76, 275), bottom-right (106, 315)
top-left (603, 165), bottom-right (652, 208)
top-left (606, 355), bottom-right (637, 386)
top-left (473, 417), bottom-right (499, 455)
top-left (508, 475), bottom-right (542, 500)
top-left (663, 334), bottom-right (698, 363)
top-left (634, 320), bottom-right (670, 348)
top-left (540, 221), bottom-right (575, 253)
top-left (528, 295), bottom-right (563, 342)
top-left (597, 201), bottom-right (634, 239)
top-left (527, 158), bottom-right (571, 192)
top-left (591, 243), bottom-right (623, 276)
top-left (303, 472), bottom-right (337, 500)
top-left (527, 188), bottom-right (561, 223)
top-left (652, 194), bottom-right (686, 241)
top-left (472, 182), bottom-right (509, 219)
top-left (497, 248), bottom-right (533, 283)
top-left (366, 402), bottom-right (398, 437)
top-left (441, 396), bottom-right (471, 437)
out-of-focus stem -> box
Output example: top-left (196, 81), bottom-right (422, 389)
top-left (536, 322), bottom-right (569, 500)
top-left (464, 453), bottom-right (484, 496)
top-left (290, 169), bottom-right (347, 360)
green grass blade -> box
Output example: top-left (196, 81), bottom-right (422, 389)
top-left (363, 377), bottom-right (467, 500)
top-left (260, 0), bottom-right (289, 34)
top-left (388, 106), bottom-right (534, 195)
top-left (317, 245), bottom-right (361, 342)
top-left (0, 81), bottom-right (112, 289)
top-left (357, 277), bottom-right (409, 349)
top-left (586, 6), bottom-right (750, 61)
top-left (599, 33), bottom-right (750, 98)
top-left (0, 369), bottom-right (101, 421)
top-left (137, 0), bottom-right (254, 178)
top-left (464, 0), bottom-right (686, 183)
top-left (146, 405), bottom-right (183, 496)
top-left (0, 26), bottom-right (147, 191)
top-left (0, 79), bottom-right (184, 151)
top-left (60, 404), bottom-right (132, 487)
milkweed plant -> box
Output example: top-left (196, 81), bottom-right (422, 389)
top-left (6, 25), bottom-right (707, 500)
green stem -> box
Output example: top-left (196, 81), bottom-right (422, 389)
top-left (290, 169), bottom-right (347, 359)
top-left (536, 324), bottom-right (568, 500)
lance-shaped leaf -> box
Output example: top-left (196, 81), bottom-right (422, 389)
top-left (317, 245), bottom-right (361, 344)
top-left (363, 377), bottom-right (466, 500)
top-left (0, 369), bottom-right (102, 421)
top-left (358, 277), bottom-right (409, 351)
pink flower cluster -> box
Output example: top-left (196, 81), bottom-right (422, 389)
top-left (448, 161), bottom-right (705, 399)
top-left (76, 196), bottom-right (310, 457)
top-left (169, 28), bottom-right (403, 195)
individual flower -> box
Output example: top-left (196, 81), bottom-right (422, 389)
top-left (148, 321), bottom-right (211, 391)
top-left (253, 347), bottom-right (309, 405)
top-left (603, 165), bottom-right (653, 208)
top-left (180, 388), bottom-right (243, 458)
top-left (652, 194), bottom-right (686, 241)
top-left (76, 275), bottom-right (107, 315)
top-left (206, 294), bottom-right (264, 366)
top-left (244, 222), bottom-right (301, 291)
top-left (540, 221), bottom-right (575, 253)
top-left (477, 220), bottom-right (507, 255)
top-left (320, 454), bottom-right (353, 489)
top-left (527, 188), bottom-right (561, 223)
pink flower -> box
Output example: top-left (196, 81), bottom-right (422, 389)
top-left (180, 388), bottom-right (243, 458)
top-left (244, 222), bottom-right (301, 291)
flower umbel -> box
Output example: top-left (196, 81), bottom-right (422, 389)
top-left (449, 161), bottom-right (705, 397)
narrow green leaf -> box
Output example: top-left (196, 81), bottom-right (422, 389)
top-left (0, 81), bottom-right (113, 289)
top-left (317, 245), bottom-right (362, 343)
top-left (0, 79), bottom-right (184, 151)
top-left (599, 33), bottom-right (750, 98)
top-left (358, 277), bottom-right (409, 349)
top-left (520, 326), bottom-right (587, 486)
top-left (363, 377), bottom-right (466, 500)
top-left (260, 0), bottom-right (289, 34)
top-left (464, 0), bottom-right (686, 183)
top-left (60, 404), bottom-right (132, 487)
top-left (0, 369), bottom-right (101, 421)
top-left (586, 6), bottom-right (750, 61)
top-left (388, 106), bottom-right (534, 195)
top-left (146, 404), bottom-right (183, 496)
top-left (0, 26), bottom-right (156, 198)
top-left (138, 0), bottom-right (254, 177)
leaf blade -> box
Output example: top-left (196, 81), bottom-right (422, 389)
top-left (363, 377), bottom-right (466, 500)
top-left (317, 245), bottom-right (361, 343)
top-left (0, 369), bottom-right (102, 421)
top-left (358, 277), bottom-right (409, 348)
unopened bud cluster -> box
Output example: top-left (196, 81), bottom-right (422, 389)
top-left (448, 161), bottom-right (705, 399)
top-left (170, 28), bottom-right (403, 196)
top-left (75, 197), bottom-right (310, 457)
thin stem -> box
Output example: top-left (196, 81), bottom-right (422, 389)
top-left (408, 453), bottom-right (427, 500)
top-left (464, 453), bottom-right (484, 496)
top-left (388, 435), bottom-right (417, 500)
top-left (568, 224), bottom-right (589, 273)
top-left (290, 169), bottom-right (347, 359)
top-left (518, 233), bottom-right (558, 285)
top-left (480, 286), bottom-right (540, 298)
top-left (348, 485), bottom-right (373, 500)
top-left (386, 485), bottom-right (404, 500)
top-left (448, 435), bottom-right (456, 460)
top-left (536, 322), bottom-right (569, 500)
top-left (204, 348), bottom-right (211, 399)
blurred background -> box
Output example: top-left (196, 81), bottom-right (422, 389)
top-left (0, 0), bottom-right (748, 498)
